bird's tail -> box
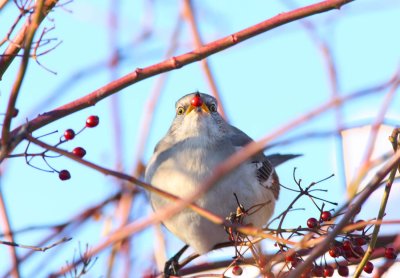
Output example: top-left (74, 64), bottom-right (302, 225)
top-left (267, 153), bottom-right (302, 167)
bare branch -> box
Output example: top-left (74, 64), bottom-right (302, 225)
top-left (0, 0), bottom-right (59, 79)
top-left (0, 237), bottom-right (71, 252)
top-left (1, 0), bottom-right (55, 160)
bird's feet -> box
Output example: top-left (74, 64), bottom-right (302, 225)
top-left (164, 244), bottom-right (189, 277)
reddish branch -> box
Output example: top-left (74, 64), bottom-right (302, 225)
top-left (0, 0), bottom-right (58, 80)
top-left (1, 0), bottom-right (354, 162)
top-left (1, 0), bottom-right (58, 163)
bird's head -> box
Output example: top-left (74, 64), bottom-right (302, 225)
top-left (168, 92), bottom-right (227, 142)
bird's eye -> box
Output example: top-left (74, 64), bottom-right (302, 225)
top-left (177, 107), bottom-right (185, 115)
top-left (209, 104), bottom-right (217, 112)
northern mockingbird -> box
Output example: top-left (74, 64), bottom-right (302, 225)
top-left (146, 92), bottom-right (290, 256)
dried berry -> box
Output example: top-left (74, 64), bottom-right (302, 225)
top-left (311, 265), bottom-right (324, 277)
top-left (59, 170), bottom-right (71, 180)
top-left (338, 265), bottom-right (349, 277)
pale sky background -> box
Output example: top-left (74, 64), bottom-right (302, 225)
top-left (0, 0), bottom-right (399, 276)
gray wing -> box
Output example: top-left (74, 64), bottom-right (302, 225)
top-left (228, 125), bottom-right (254, 148)
top-left (228, 125), bottom-right (279, 198)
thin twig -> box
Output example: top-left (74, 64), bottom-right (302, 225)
top-left (1, 0), bottom-right (46, 159)
top-left (0, 237), bottom-right (72, 252)
top-left (0, 0), bottom-right (59, 79)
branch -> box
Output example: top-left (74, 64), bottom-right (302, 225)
top-left (1, 0), bottom-right (56, 159)
top-left (2, 0), bottom-right (354, 162)
top-left (0, 187), bottom-right (20, 278)
top-left (0, 0), bottom-right (59, 80)
top-left (0, 237), bottom-right (71, 252)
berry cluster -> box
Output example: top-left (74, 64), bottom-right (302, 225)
top-left (280, 212), bottom-right (398, 277)
top-left (57, 115), bottom-right (99, 181)
top-left (266, 170), bottom-right (393, 277)
top-left (23, 115), bottom-right (99, 181)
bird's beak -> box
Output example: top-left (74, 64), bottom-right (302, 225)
top-left (186, 102), bottom-right (210, 114)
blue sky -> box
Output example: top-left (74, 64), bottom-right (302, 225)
top-left (0, 0), bottom-right (399, 276)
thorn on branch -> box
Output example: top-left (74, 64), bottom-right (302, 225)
top-left (230, 34), bottom-right (238, 44)
top-left (135, 67), bottom-right (143, 77)
top-left (170, 56), bottom-right (182, 68)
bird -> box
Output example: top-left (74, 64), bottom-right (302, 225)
top-left (145, 92), bottom-right (293, 258)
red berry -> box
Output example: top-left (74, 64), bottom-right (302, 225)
top-left (324, 265), bottom-right (334, 277)
top-left (311, 265), bottom-right (324, 277)
top-left (353, 246), bottom-right (365, 257)
top-left (72, 147), bottom-right (86, 158)
top-left (342, 241), bottom-right (356, 258)
top-left (285, 253), bottom-right (296, 262)
top-left (12, 108), bottom-right (19, 118)
top-left (232, 265), bottom-right (243, 276)
top-left (329, 246), bottom-right (342, 258)
top-left (338, 265), bottom-right (349, 277)
top-left (344, 249), bottom-right (355, 259)
top-left (59, 170), bottom-right (71, 180)
top-left (320, 211), bottom-right (332, 222)
top-left (385, 247), bottom-right (397, 259)
top-left (64, 129), bottom-right (75, 140)
top-left (363, 261), bottom-right (374, 274)
top-left (86, 115), bottom-right (99, 128)
top-left (342, 240), bottom-right (352, 251)
top-left (190, 93), bottom-right (203, 107)
top-left (354, 237), bottom-right (367, 246)
top-left (307, 217), bottom-right (319, 229)
top-left (291, 258), bottom-right (301, 268)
